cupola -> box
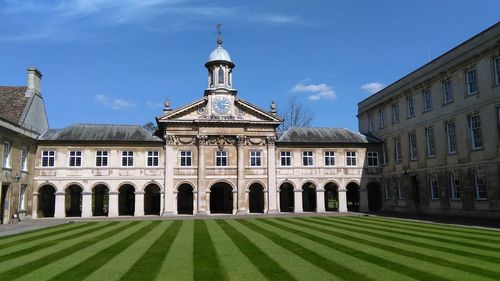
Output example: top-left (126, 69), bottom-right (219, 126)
top-left (205, 25), bottom-right (235, 91)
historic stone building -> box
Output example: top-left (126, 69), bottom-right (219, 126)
top-left (358, 22), bottom-right (500, 218)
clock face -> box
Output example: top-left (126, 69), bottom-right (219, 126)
top-left (213, 96), bottom-right (231, 114)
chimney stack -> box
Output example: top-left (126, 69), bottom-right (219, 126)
top-left (26, 67), bottom-right (42, 97)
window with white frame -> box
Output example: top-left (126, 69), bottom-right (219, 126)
top-left (367, 151), bottom-right (378, 166)
top-left (3, 142), bottom-right (11, 168)
top-left (425, 127), bottom-right (436, 157)
top-left (450, 172), bottom-right (461, 200)
top-left (397, 177), bottom-right (404, 199)
top-left (96, 151), bottom-right (108, 167)
top-left (216, 150), bottom-right (227, 166)
top-left (473, 169), bottom-right (487, 200)
top-left (409, 132), bottom-right (417, 161)
top-left (469, 114), bottom-right (483, 149)
top-left (19, 185), bottom-right (27, 210)
top-left (382, 142), bottom-right (388, 165)
top-left (250, 151), bottom-right (262, 167)
top-left (346, 151), bottom-right (357, 166)
top-left (423, 90), bottom-right (432, 111)
top-left (122, 151), bottom-right (134, 166)
top-left (495, 56), bottom-right (500, 85)
top-left (324, 151), bottom-right (335, 166)
top-left (42, 150), bottom-right (55, 167)
top-left (392, 103), bottom-right (400, 123)
top-left (446, 121), bottom-right (457, 153)
top-left (280, 151), bottom-right (291, 166)
top-left (180, 150), bottom-right (192, 167)
top-left (394, 137), bottom-right (402, 163)
top-left (442, 79), bottom-right (453, 104)
top-left (218, 68), bottom-right (224, 84)
top-left (21, 146), bottom-right (28, 171)
top-left (429, 174), bottom-right (439, 199)
top-left (379, 109), bottom-right (386, 128)
top-left (383, 179), bottom-right (390, 199)
top-left (69, 151), bottom-right (82, 167)
top-left (407, 96), bottom-right (415, 117)
top-left (466, 68), bottom-right (478, 95)
top-left (147, 151), bottom-right (159, 167)
top-left (302, 151), bottom-right (314, 166)
top-left (368, 112), bottom-right (374, 132)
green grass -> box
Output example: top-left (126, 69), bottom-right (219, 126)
top-left (0, 216), bottom-right (499, 281)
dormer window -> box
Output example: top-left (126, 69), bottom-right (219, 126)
top-left (218, 67), bottom-right (224, 84)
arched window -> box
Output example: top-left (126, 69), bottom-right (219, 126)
top-left (209, 70), bottom-right (214, 86)
top-left (218, 68), bottom-right (224, 84)
top-left (228, 70), bottom-right (232, 86)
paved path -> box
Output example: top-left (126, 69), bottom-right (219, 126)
top-left (0, 219), bottom-right (68, 237)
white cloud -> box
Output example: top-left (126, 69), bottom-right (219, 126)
top-left (95, 94), bottom-right (136, 110)
top-left (146, 101), bottom-right (164, 109)
top-left (361, 82), bottom-right (385, 94)
top-left (291, 83), bottom-right (337, 101)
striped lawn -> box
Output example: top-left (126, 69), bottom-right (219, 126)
top-left (0, 216), bottom-right (499, 281)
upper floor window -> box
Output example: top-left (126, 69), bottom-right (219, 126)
top-left (302, 151), bottom-right (314, 166)
top-left (445, 121), bottom-right (457, 153)
top-left (42, 150), bottom-right (55, 167)
top-left (216, 150), bottom-right (227, 166)
top-left (280, 151), bottom-right (291, 166)
top-left (147, 151), bottom-right (159, 167)
top-left (2, 142), bottom-right (11, 168)
top-left (425, 127), bottom-right (436, 157)
top-left (394, 137), bottom-right (402, 163)
top-left (442, 79), bottom-right (453, 104)
top-left (382, 142), bottom-right (388, 165)
top-left (423, 90), bottom-right (432, 111)
top-left (409, 132), bottom-right (417, 160)
top-left (473, 169), bottom-right (487, 200)
top-left (69, 151), bottom-right (82, 167)
top-left (368, 112), bottom-right (374, 132)
top-left (346, 151), bottom-right (357, 166)
top-left (495, 56), bottom-right (500, 85)
top-left (407, 96), bottom-right (415, 117)
top-left (96, 151), bottom-right (108, 167)
top-left (367, 151), bottom-right (378, 167)
top-left (392, 103), bottom-right (400, 123)
top-left (180, 150), bottom-right (192, 167)
top-left (428, 174), bottom-right (439, 199)
top-left (324, 151), bottom-right (335, 166)
top-left (466, 68), bottom-right (478, 95)
top-left (218, 68), bottom-right (224, 84)
top-left (469, 114), bottom-right (483, 149)
top-left (397, 177), bottom-right (404, 199)
top-left (122, 151), bottom-right (134, 167)
top-left (250, 151), bottom-right (262, 167)
top-left (379, 109), bottom-right (386, 128)
top-left (21, 146), bottom-right (28, 171)
top-left (450, 172), bottom-right (461, 200)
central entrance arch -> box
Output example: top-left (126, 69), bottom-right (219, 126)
top-left (65, 185), bottom-right (82, 217)
top-left (210, 182), bottom-right (233, 214)
top-left (302, 182), bottom-right (317, 212)
top-left (248, 183), bottom-right (264, 213)
top-left (144, 184), bottom-right (161, 215)
top-left (38, 185), bottom-right (55, 218)
top-left (346, 182), bottom-right (360, 212)
top-left (367, 181), bottom-right (382, 212)
top-left (279, 183), bottom-right (294, 212)
top-left (324, 182), bottom-right (339, 211)
top-left (177, 183), bottom-right (194, 215)
top-left (119, 184), bottom-right (135, 216)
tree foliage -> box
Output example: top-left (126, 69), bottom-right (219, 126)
top-left (277, 95), bottom-right (314, 133)
top-left (143, 121), bottom-right (158, 133)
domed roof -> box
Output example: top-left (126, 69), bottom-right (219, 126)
top-left (208, 45), bottom-right (232, 63)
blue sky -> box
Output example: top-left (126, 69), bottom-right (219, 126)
top-left (1, 0), bottom-right (499, 131)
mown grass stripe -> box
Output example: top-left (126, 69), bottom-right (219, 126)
top-left (342, 216), bottom-right (500, 251)
top-left (50, 221), bottom-right (160, 281)
top-left (119, 220), bottom-right (182, 281)
top-left (280, 218), bottom-right (500, 281)
top-left (193, 220), bottom-right (227, 281)
top-left (350, 216), bottom-right (500, 242)
top-left (0, 223), bottom-right (93, 250)
top-left (0, 222), bottom-right (116, 260)
top-left (0, 221), bottom-right (138, 280)
top-left (260, 218), bottom-right (453, 281)
top-left (236, 219), bottom-right (375, 281)
top-left (215, 219), bottom-right (297, 281)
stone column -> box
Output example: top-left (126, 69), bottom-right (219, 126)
top-left (135, 191), bottom-right (144, 217)
top-left (359, 186), bottom-right (369, 212)
top-left (264, 190), bottom-right (269, 213)
top-left (294, 188), bottom-right (303, 213)
top-left (267, 136), bottom-right (278, 213)
top-left (163, 135), bottom-right (175, 215)
top-left (338, 187), bottom-right (348, 213)
top-left (316, 189), bottom-right (325, 213)
top-left (197, 135), bottom-right (208, 215)
top-left (81, 192), bottom-right (93, 218)
top-left (32, 192), bottom-right (38, 218)
top-left (54, 192), bottom-right (66, 219)
top-left (108, 191), bottom-right (119, 217)
top-left (160, 191), bottom-right (165, 215)
top-left (193, 190), bottom-right (198, 215)
top-left (173, 191), bottom-right (178, 215)
top-left (237, 135), bottom-right (246, 214)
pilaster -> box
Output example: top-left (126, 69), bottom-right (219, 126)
top-left (197, 135), bottom-right (208, 215)
top-left (338, 188), bottom-right (348, 213)
top-left (135, 191), bottom-right (144, 217)
top-left (81, 192), bottom-right (92, 218)
top-left (108, 191), bottom-right (119, 217)
top-left (54, 192), bottom-right (65, 219)
top-left (316, 189), bottom-right (325, 213)
top-left (163, 135), bottom-right (175, 216)
top-left (267, 136), bottom-right (278, 213)
top-left (294, 189), bottom-right (303, 213)
top-left (359, 187), bottom-right (369, 212)
top-left (237, 135), bottom-right (246, 214)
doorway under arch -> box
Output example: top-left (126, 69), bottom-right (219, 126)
top-left (177, 183), bottom-right (194, 215)
top-left (38, 185), bottom-right (55, 218)
top-left (346, 182), bottom-right (360, 212)
top-left (249, 183), bottom-right (264, 213)
top-left (279, 183), bottom-right (294, 212)
top-left (210, 182), bottom-right (233, 214)
top-left (119, 184), bottom-right (135, 216)
top-left (144, 184), bottom-right (161, 215)
top-left (324, 182), bottom-right (339, 211)
top-left (92, 185), bottom-right (109, 216)
top-left (302, 183), bottom-right (316, 212)
top-left (367, 181), bottom-right (382, 212)
top-left (65, 185), bottom-right (82, 217)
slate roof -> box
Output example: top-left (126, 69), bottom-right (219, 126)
top-left (0, 86), bottom-right (28, 124)
top-left (277, 127), bottom-right (380, 144)
top-left (38, 124), bottom-right (163, 143)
